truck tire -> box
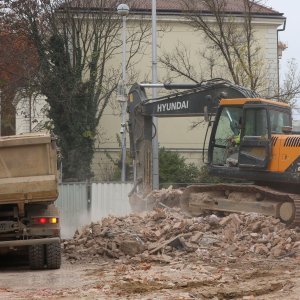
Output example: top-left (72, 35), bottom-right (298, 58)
top-left (28, 244), bottom-right (45, 270)
top-left (46, 241), bottom-right (61, 269)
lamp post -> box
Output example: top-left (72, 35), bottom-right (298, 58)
top-left (117, 4), bottom-right (129, 182)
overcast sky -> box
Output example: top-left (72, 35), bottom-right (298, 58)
top-left (267, 0), bottom-right (300, 116)
top-left (267, 0), bottom-right (299, 72)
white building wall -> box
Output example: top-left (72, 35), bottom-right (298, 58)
top-left (15, 94), bottom-right (49, 134)
top-left (93, 15), bottom-right (285, 180)
top-left (264, 27), bottom-right (280, 95)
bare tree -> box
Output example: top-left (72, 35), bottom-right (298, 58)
top-left (160, 42), bottom-right (199, 83)
top-left (2, 0), bottom-right (151, 180)
top-left (160, 42), bottom-right (225, 84)
top-left (278, 59), bottom-right (300, 104)
top-left (161, 0), bottom-right (268, 93)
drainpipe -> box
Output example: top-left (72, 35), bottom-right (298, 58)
top-left (277, 18), bottom-right (286, 100)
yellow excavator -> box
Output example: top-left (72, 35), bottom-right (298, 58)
top-left (127, 78), bottom-right (300, 225)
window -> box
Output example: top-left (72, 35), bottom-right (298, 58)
top-left (215, 107), bottom-right (243, 143)
top-left (269, 110), bottom-right (290, 134)
top-left (212, 106), bottom-right (242, 165)
top-left (244, 108), bottom-right (268, 137)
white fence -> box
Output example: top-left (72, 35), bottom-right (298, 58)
top-left (56, 182), bottom-right (133, 238)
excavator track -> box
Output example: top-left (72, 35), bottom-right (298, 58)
top-left (180, 184), bottom-right (300, 226)
top-left (289, 194), bottom-right (300, 226)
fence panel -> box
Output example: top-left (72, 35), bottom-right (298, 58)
top-left (56, 182), bottom-right (133, 238)
top-left (91, 182), bottom-right (133, 222)
top-left (56, 182), bottom-right (90, 238)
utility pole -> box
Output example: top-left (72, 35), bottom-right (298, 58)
top-left (152, 0), bottom-right (159, 190)
top-left (0, 90), bottom-right (1, 136)
top-left (117, 3), bottom-right (130, 182)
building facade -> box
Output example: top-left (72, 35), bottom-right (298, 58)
top-left (15, 1), bottom-right (286, 181)
top-left (91, 1), bottom-right (286, 180)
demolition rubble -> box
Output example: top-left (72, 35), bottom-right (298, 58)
top-left (63, 188), bottom-right (300, 264)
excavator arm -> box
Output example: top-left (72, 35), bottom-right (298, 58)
top-left (127, 78), bottom-right (258, 193)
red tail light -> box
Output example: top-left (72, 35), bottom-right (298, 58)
top-left (39, 217), bottom-right (47, 224)
top-left (33, 217), bottom-right (59, 225)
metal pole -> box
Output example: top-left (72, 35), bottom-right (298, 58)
top-left (152, 0), bottom-right (159, 190)
top-left (117, 4), bottom-right (129, 182)
top-left (0, 90), bottom-right (1, 136)
top-left (29, 94), bottom-right (32, 132)
top-left (121, 15), bottom-right (127, 182)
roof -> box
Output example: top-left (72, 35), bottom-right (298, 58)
top-left (65, 0), bottom-right (283, 17)
top-left (220, 98), bottom-right (290, 107)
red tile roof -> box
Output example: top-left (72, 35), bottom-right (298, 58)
top-left (66, 0), bottom-right (283, 16)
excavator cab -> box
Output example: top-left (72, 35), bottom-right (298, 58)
top-left (208, 99), bottom-right (292, 178)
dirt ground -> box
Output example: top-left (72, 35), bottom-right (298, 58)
top-left (2, 190), bottom-right (300, 300)
top-left (0, 253), bottom-right (299, 299)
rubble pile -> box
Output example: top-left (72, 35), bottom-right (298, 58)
top-left (63, 207), bottom-right (300, 263)
top-left (129, 186), bottom-right (183, 212)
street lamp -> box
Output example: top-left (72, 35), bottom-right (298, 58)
top-left (117, 3), bottom-right (129, 182)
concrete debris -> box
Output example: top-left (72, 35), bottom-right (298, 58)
top-left (63, 206), bottom-right (300, 263)
top-left (129, 186), bottom-right (183, 212)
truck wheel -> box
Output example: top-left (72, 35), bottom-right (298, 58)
top-left (46, 241), bottom-right (61, 269)
top-left (28, 244), bottom-right (45, 270)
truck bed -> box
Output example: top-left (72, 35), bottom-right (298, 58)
top-left (0, 133), bottom-right (58, 205)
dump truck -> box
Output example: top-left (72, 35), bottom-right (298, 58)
top-left (0, 133), bottom-right (61, 269)
top-left (128, 78), bottom-right (300, 225)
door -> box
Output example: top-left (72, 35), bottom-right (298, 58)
top-left (238, 106), bottom-right (271, 169)
top-left (209, 106), bottom-right (243, 166)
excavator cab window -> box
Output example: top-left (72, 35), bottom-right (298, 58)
top-left (269, 109), bottom-right (290, 134)
top-left (244, 108), bottom-right (268, 137)
top-left (211, 106), bottom-right (243, 166)
top-left (238, 107), bottom-right (270, 169)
